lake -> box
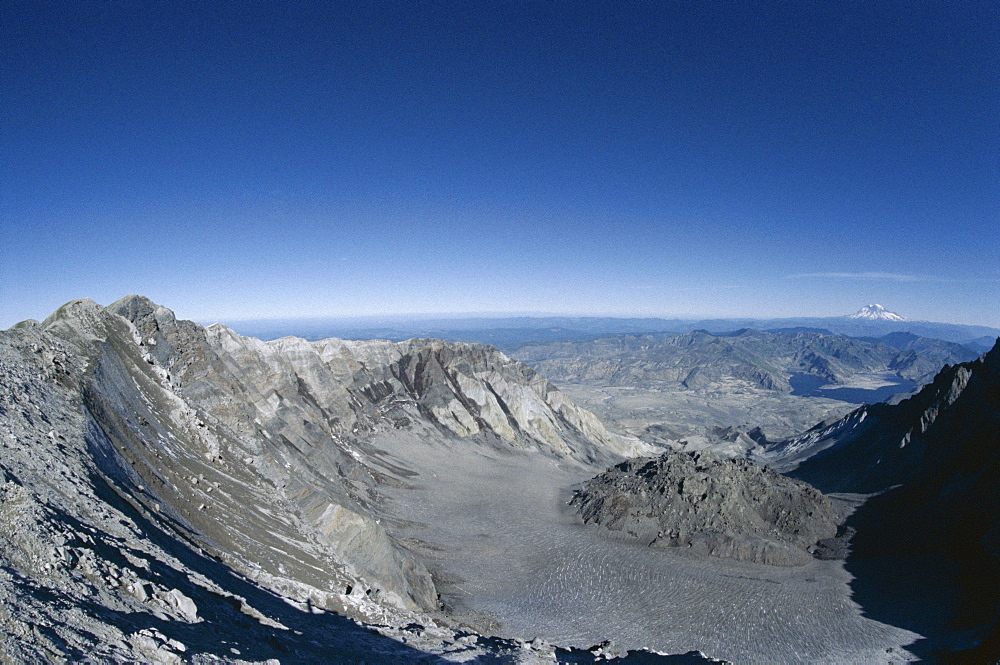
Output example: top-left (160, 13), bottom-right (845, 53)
top-left (789, 372), bottom-right (916, 404)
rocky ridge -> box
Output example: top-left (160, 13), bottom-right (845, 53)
top-left (757, 338), bottom-right (999, 492)
top-left (570, 450), bottom-right (838, 566)
top-left (0, 296), bottom-right (671, 663)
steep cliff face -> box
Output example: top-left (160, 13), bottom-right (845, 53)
top-left (0, 295), bottom-right (663, 661)
top-left (91, 302), bottom-right (628, 468)
top-left (53, 296), bottom-right (645, 613)
top-left (35, 296), bottom-right (432, 617)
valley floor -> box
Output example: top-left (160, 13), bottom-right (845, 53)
top-left (554, 381), bottom-right (858, 449)
top-left (368, 432), bottom-right (921, 663)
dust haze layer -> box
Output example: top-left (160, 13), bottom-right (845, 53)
top-left (226, 313), bottom-right (1000, 351)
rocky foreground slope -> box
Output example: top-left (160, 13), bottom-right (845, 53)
top-left (570, 450), bottom-right (838, 566)
top-left (0, 296), bottom-right (671, 663)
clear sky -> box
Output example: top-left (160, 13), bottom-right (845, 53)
top-left (3, 1), bottom-right (998, 328)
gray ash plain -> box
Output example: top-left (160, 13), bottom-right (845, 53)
top-left (368, 431), bottom-right (920, 663)
top-left (552, 380), bottom-right (859, 452)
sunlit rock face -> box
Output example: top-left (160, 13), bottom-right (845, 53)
top-left (0, 295), bottom-right (662, 662)
top-left (59, 295), bottom-right (644, 611)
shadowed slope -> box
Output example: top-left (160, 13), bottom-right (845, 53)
top-left (778, 340), bottom-right (1000, 659)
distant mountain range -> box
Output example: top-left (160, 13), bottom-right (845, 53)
top-left (224, 309), bottom-right (999, 352)
top-left (510, 329), bottom-right (981, 397)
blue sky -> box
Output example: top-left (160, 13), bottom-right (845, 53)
top-left (3, 1), bottom-right (998, 328)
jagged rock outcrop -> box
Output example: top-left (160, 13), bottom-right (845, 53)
top-left (195, 313), bottom-right (645, 464)
top-left (0, 295), bottom-right (664, 662)
top-left (570, 450), bottom-right (837, 566)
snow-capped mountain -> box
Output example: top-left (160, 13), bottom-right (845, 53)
top-left (848, 304), bottom-right (908, 321)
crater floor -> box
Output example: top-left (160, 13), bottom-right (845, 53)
top-left (368, 432), bottom-right (920, 663)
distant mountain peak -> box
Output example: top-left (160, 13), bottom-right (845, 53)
top-left (848, 304), bottom-right (908, 321)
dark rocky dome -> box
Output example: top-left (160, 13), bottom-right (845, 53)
top-left (571, 450), bottom-right (838, 566)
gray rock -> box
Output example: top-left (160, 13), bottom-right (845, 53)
top-left (0, 295), bottom-right (679, 662)
top-left (160, 588), bottom-right (200, 623)
top-left (571, 450), bottom-right (838, 566)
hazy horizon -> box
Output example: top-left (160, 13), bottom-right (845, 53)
top-left (4, 294), bottom-right (1000, 332)
top-left (212, 304), bottom-right (995, 329)
top-left (4, 3), bottom-right (998, 329)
